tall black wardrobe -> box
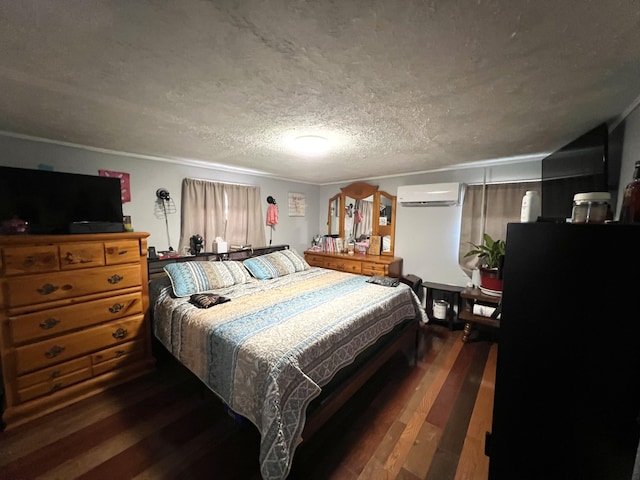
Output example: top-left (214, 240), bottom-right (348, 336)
top-left (487, 222), bottom-right (640, 480)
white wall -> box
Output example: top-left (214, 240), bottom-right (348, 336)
top-left (0, 135), bottom-right (320, 255)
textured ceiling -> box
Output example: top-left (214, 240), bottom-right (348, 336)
top-left (1, 1), bottom-right (640, 184)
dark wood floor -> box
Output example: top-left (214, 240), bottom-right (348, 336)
top-left (0, 323), bottom-right (497, 480)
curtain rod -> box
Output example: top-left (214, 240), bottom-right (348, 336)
top-left (185, 177), bottom-right (255, 187)
top-left (466, 178), bottom-right (540, 186)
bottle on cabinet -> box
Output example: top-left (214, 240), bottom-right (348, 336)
top-left (520, 190), bottom-right (541, 222)
top-left (619, 160), bottom-right (640, 224)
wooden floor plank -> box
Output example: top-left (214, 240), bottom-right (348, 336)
top-left (382, 336), bottom-right (465, 478)
top-left (0, 325), bottom-right (496, 480)
top-left (0, 370), bottom-right (190, 467)
top-left (402, 421), bottom-right (442, 478)
top-left (37, 395), bottom-right (205, 480)
top-left (425, 343), bottom-right (490, 479)
top-left (454, 343), bottom-right (498, 480)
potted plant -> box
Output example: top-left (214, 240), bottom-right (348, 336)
top-left (464, 233), bottom-right (506, 291)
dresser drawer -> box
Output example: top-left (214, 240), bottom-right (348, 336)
top-left (324, 258), bottom-right (362, 274)
top-left (362, 263), bottom-right (388, 276)
top-left (105, 240), bottom-right (140, 265)
top-left (9, 292), bottom-right (143, 344)
top-left (5, 264), bottom-right (142, 308)
top-left (59, 243), bottom-right (105, 270)
top-left (91, 339), bottom-right (144, 365)
top-left (15, 315), bottom-right (146, 375)
top-left (304, 254), bottom-right (326, 267)
top-left (2, 246), bottom-right (60, 276)
top-left (17, 356), bottom-right (91, 390)
top-left (92, 349), bottom-right (145, 376)
top-left (17, 364), bottom-right (92, 403)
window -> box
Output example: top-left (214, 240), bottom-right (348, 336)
top-left (458, 181), bottom-right (540, 276)
top-left (178, 178), bottom-right (266, 253)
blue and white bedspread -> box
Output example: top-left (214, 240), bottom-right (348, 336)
top-left (150, 267), bottom-right (427, 480)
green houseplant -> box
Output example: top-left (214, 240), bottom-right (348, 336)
top-left (464, 233), bottom-right (506, 291)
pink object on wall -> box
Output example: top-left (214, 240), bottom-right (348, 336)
top-left (99, 170), bottom-right (131, 203)
top-left (266, 204), bottom-right (278, 226)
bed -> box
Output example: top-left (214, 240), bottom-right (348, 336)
top-left (149, 248), bottom-right (427, 480)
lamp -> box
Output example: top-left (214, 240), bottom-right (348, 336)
top-left (154, 188), bottom-right (176, 251)
top-left (291, 135), bottom-right (329, 156)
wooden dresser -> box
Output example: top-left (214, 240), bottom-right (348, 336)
top-left (304, 250), bottom-right (403, 278)
top-left (0, 232), bottom-right (155, 429)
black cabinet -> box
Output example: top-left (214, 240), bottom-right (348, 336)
top-left (487, 223), bottom-right (640, 480)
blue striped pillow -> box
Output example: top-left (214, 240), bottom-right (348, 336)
top-left (163, 261), bottom-right (251, 297)
top-left (242, 250), bottom-right (310, 280)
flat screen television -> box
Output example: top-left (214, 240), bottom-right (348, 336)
top-left (541, 123), bottom-right (609, 221)
top-left (0, 166), bottom-right (125, 234)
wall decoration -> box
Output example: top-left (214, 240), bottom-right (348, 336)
top-left (288, 192), bottom-right (305, 217)
top-left (99, 169), bottom-right (131, 203)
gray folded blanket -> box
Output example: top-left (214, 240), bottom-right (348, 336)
top-left (189, 293), bottom-right (231, 308)
top-left (367, 276), bottom-right (400, 287)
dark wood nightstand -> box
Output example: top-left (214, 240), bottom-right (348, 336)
top-left (458, 287), bottom-right (501, 342)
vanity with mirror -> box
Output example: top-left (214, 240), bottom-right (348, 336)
top-left (305, 181), bottom-right (403, 277)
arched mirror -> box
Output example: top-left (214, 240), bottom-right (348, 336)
top-left (327, 181), bottom-right (397, 256)
top-left (376, 190), bottom-right (396, 255)
top-left (327, 193), bottom-right (341, 235)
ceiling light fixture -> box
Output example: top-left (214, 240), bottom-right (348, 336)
top-left (291, 135), bottom-right (330, 156)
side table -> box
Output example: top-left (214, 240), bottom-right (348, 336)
top-left (458, 287), bottom-right (501, 342)
top-left (422, 281), bottom-right (466, 331)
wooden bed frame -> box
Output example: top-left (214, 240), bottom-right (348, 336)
top-left (149, 244), bottom-right (421, 451)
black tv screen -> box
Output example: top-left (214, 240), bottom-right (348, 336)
top-left (0, 166), bottom-right (125, 234)
top-left (541, 123), bottom-right (609, 220)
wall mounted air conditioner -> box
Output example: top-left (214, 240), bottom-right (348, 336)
top-left (397, 182), bottom-right (461, 206)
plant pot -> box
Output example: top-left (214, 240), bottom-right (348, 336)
top-left (479, 266), bottom-right (503, 291)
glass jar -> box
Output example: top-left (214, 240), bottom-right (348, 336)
top-left (571, 192), bottom-right (611, 224)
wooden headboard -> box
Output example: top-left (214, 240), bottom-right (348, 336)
top-left (147, 244), bottom-right (290, 280)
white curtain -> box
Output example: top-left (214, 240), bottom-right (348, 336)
top-left (353, 199), bottom-right (373, 239)
top-left (458, 181), bottom-right (540, 276)
top-left (178, 178), bottom-right (265, 253)
top-left (224, 182), bottom-right (265, 247)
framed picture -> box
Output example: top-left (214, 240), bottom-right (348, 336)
top-left (288, 192), bottom-right (305, 216)
top-left (368, 235), bottom-right (381, 255)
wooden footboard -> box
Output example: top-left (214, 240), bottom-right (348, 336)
top-left (302, 319), bottom-right (419, 441)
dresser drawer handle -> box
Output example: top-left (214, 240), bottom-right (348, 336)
top-left (64, 252), bottom-right (93, 264)
top-left (24, 256), bottom-right (37, 266)
top-left (108, 274), bottom-right (123, 284)
top-left (45, 345), bottom-right (65, 359)
top-left (115, 349), bottom-right (126, 357)
top-left (109, 303), bottom-right (124, 313)
top-left (40, 318), bottom-right (61, 329)
top-left (51, 383), bottom-right (62, 392)
top-left (118, 250), bottom-right (128, 255)
top-left (37, 284), bottom-right (59, 295)
top-left (51, 370), bottom-right (61, 379)
top-left (112, 328), bottom-right (128, 339)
